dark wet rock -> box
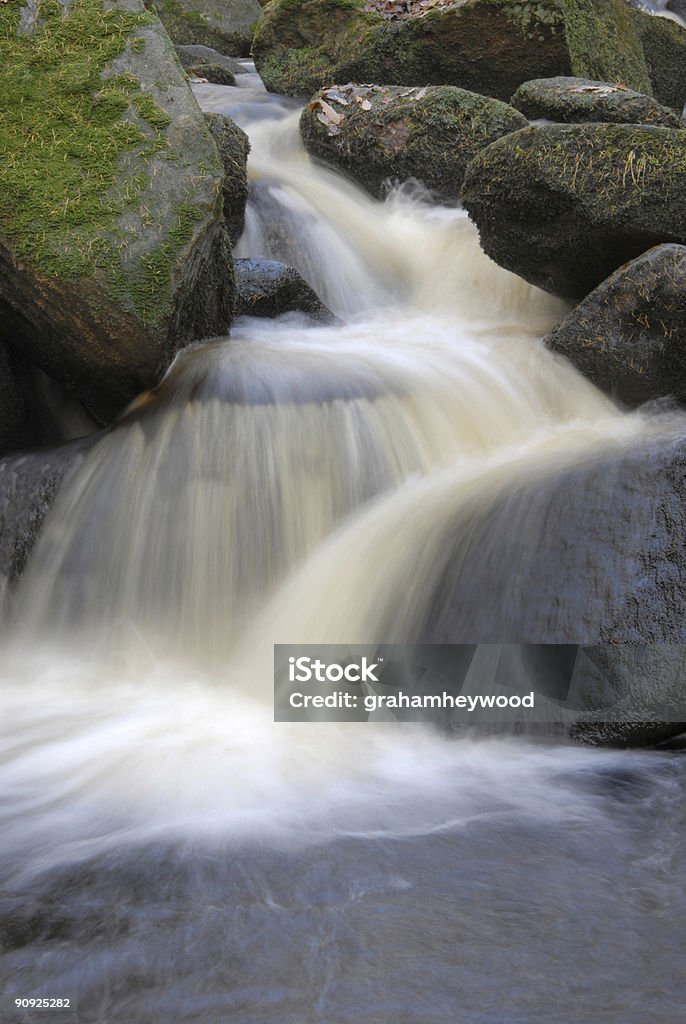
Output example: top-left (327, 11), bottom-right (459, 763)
top-left (204, 113), bottom-right (250, 245)
top-left (0, 0), bottom-right (234, 423)
top-left (234, 259), bottom-right (334, 321)
top-left (148, 0), bottom-right (261, 55)
top-left (175, 44), bottom-right (245, 74)
top-left (254, 0), bottom-right (655, 100)
top-left (0, 345), bottom-right (37, 455)
top-left (186, 62), bottom-right (236, 85)
top-left (300, 83), bottom-right (527, 201)
top-left (511, 76), bottom-right (682, 126)
top-left (545, 245), bottom-right (686, 407)
top-left (0, 436), bottom-right (98, 588)
top-left (462, 123), bottom-right (686, 299)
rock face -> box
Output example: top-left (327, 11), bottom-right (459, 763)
top-left (204, 113), bottom-right (250, 245)
top-left (511, 76), bottom-right (682, 126)
top-left (546, 245), bottom-right (686, 407)
top-left (253, 0), bottom-right (661, 100)
top-left (0, 0), bottom-right (236, 422)
top-left (0, 436), bottom-right (97, 592)
top-left (0, 347), bottom-right (37, 456)
top-left (462, 123), bottom-right (686, 299)
top-left (234, 259), bottom-right (334, 321)
top-left (300, 83), bottom-right (527, 201)
top-left (148, 0), bottom-right (260, 55)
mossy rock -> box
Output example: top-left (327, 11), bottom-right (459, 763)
top-left (204, 113), bottom-right (250, 245)
top-left (545, 244), bottom-right (686, 406)
top-left (511, 76), bottom-right (682, 126)
top-left (147, 0), bottom-right (261, 56)
top-left (462, 122), bottom-right (686, 299)
top-left (300, 83), bottom-right (527, 200)
top-left (0, 0), bottom-right (235, 420)
top-left (631, 6), bottom-right (686, 113)
top-left (253, 0), bottom-right (653, 100)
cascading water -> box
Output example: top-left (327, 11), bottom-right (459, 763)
top-left (2, 66), bottom-right (685, 1024)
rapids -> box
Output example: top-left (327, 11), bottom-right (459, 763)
top-left (1, 64), bottom-right (685, 1024)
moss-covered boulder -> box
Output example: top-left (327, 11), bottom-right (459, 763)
top-left (631, 5), bottom-right (686, 113)
top-left (545, 244), bottom-right (686, 406)
top-left (300, 83), bottom-right (527, 201)
top-left (235, 258), bottom-right (334, 321)
top-left (511, 76), bottom-right (682, 126)
top-left (147, 0), bottom-right (260, 55)
top-left (462, 123), bottom-right (686, 299)
top-left (253, 0), bottom-right (655, 100)
top-left (0, 0), bottom-right (236, 421)
top-left (204, 113), bottom-right (250, 244)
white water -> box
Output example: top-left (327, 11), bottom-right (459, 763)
top-left (2, 66), bottom-right (686, 1023)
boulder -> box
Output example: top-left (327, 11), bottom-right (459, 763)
top-left (300, 83), bottom-right (527, 201)
top-left (511, 76), bottom-right (682, 126)
top-left (630, 5), bottom-right (686, 112)
top-left (0, 0), bottom-right (236, 422)
top-left (186, 62), bottom-right (236, 85)
top-left (0, 436), bottom-right (97, 592)
top-left (253, 0), bottom-right (656, 100)
top-left (234, 259), bottom-right (334, 321)
top-left (545, 244), bottom-right (686, 407)
top-left (462, 123), bottom-right (686, 299)
top-left (204, 113), bottom-right (250, 245)
top-left (147, 0), bottom-right (260, 55)
top-left (418, 433), bottom-right (686, 646)
top-left (175, 44), bottom-right (245, 74)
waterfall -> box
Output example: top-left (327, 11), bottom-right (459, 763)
top-left (2, 65), bottom-right (685, 1024)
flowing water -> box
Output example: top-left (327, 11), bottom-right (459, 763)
top-left (1, 67), bottom-right (685, 1023)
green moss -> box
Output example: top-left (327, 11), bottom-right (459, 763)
top-left (561, 0), bottom-right (651, 93)
top-left (0, 1), bottom-right (166, 275)
top-left (0, 0), bottom-right (204, 328)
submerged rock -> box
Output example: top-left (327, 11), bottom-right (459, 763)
top-left (511, 76), bottom-right (682, 126)
top-left (254, 0), bottom-right (657, 100)
top-left (147, 0), bottom-right (260, 55)
top-left (234, 259), bottom-right (334, 321)
top-left (204, 113), bottom-right (250, 245)
top-left (0, 0), bottom-right (235, 422)
top-left (300, 84), bottom-right (527, 201)
top-left (462, 123), bottom-right (686, 299)
top-left (546, 244), bottom-right (686, 407)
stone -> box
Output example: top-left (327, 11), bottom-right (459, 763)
top-left (300, 83), bottom-right (527, 201)
top-left (511, 75), bottom-right (682, 126)
top-left (462, 122), bottom-right (686, 299)
top-left (234, 259), bottom-right (334, 321)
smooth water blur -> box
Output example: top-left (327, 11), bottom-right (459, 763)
top-left (2, 65), bottom-right (686, 1024)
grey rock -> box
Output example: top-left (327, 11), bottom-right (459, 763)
top-left (511, 76), bottom-right (682, 127)
top-left (546, 244), bottom-right (686, 407)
